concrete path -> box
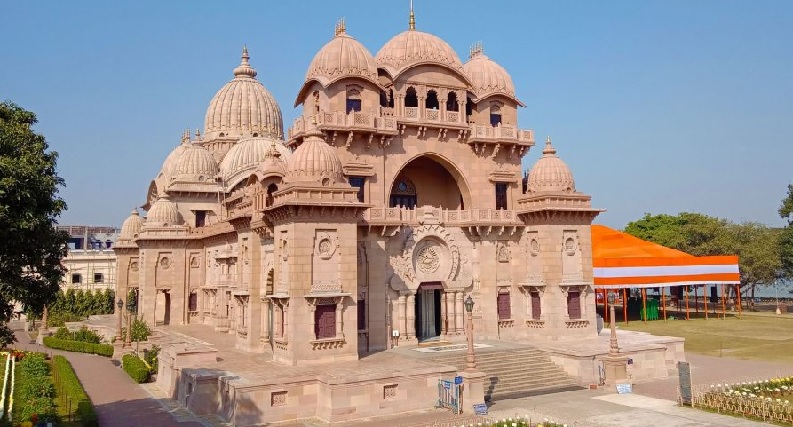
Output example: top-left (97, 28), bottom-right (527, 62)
top-left (11, 324), bottom-right (215, 427)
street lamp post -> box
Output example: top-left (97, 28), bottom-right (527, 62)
top-left (125, 297), bottom-right (133, 348)
top-left (464, 295), bottom-right (476, 372)
top-left (608, 292), bottom-right (619, 356)
top-left (115, 298), bottom-right (124, 343)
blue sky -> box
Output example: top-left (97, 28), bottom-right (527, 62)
top-left (2, 1), bottom-right (791, 229)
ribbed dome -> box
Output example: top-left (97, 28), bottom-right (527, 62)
top-left (463, 46), bottom-right (516, 99)
top-left (219, 136), bottom-right (290, 184)
top-left (376, 30), bottom-right (464, 78)
top-left (158, 142), bottom-right (188, 180)
top-left (204, 46), bottom-right (284, 141)
top-left (286, 124), bottom-right (343, 184)
top-left (119, 209), bottom-right (144, 240)
top-left (170, 143), bottom-right (219, 182)
top-left (526, 138), bottom-right (576, 193)
top-left (306, 24), bottom-right (377, 86)
top-left (145, 195), bottom-right (182, 227)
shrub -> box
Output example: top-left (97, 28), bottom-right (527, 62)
top-left (144, 344), bottom-right (160, 374)
top-left (52, 355), bottom-right (98, 427)
top-left (130, 318), bottom-right (150, 342)
top-left (13, 353), bottom-right (57, 423)
top-left (122, 354), bottom-right (149, 383)
top-left (52, 326), bottom-right (102, 344)
top-left (42, 337), bottom-right (113, 357)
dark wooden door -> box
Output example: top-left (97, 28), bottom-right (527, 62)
top-left (531, 292), bottom-right (541, 320)
top-left (315, 304), bottom-right (336, 339)
top-left (567, 291), bottom-right (581, 319)
top-left (497, 293), bottom-right (511, 320)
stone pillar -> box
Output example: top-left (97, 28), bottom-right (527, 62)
top-left (440, 292), bottom-right (448, 337)
top-left (397, 294), bottom-right (406, 340)
top-left (308, 304), bottom-right (316, 340)
top-left (458, 100), bottom-right (465, 123)
top-left (418, 97), bottom-right (425, 120)
top-left (455, 292), bottom-right (464, 334)
top-left (406, 293), bottom-right (415, 339)
top-left (336, 302), bottom-right (343, 338)
top-left (261, 299), bottom-right (270, 341)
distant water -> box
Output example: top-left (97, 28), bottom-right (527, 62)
top-left (752, 283), bottom-right (793, 299)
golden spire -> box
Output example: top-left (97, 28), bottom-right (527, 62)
top-left (335, 17), bottom-right (346, 36)
top-left (469, 41), bottom-right (484, 59)
top-left (409, 0), bottom-right (416, 30)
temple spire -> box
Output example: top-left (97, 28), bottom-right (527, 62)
top-left (335, 17), bottom-right (346, 36)
top-left (233, 44), bottom-right (258, 78)
top-left (409, 0), bottom-right (416, 30)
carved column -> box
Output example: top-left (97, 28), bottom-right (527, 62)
top-left (397, 294), bottom-right (406, 339)
top-left (418, 97), bottom-right (426, 120)
top-left (282, 302), bottom-right (289, 341)
top-left (458, 100), bottom-right (465, 123)
top-left (440, 291), bottom-right (448, 336)
top-left (335, 301), bottom-right (343, 338)
top-left (262, 299), bottom-right (270, 341)
top-left (455, 291), bottom-right (464, 334)
top-left (407, 293), bottom-right (416, 339)
top-left (308, 303), bottom-right (316, 340)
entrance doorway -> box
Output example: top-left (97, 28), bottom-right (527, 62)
top-left (415, 282), bottom-right (442, 341)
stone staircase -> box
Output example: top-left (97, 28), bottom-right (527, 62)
top-left (431, 347), bottom-right (582, 401)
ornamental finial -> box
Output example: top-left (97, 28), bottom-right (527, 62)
top-left (409, 0), bottom-right (416, 30)
top-left (233, 44), bottom-right (258, 78)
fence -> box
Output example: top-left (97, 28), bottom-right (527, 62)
top-left (436, 379), bottom-right (462, 415)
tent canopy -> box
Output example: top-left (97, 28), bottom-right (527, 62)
top-left (591, 225), bottom-right (741, 289)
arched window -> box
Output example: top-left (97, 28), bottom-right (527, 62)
top-left (446, 92), bottom-right (458, 112)
top-left (490, 102), bottom-right (503, 127)
top-left (266, 183), bottom-right (278, 207)
top-left (465, 98), bottom-right (474, 120)
top-left (346, 86), bottom-right (362, 113)
top-left (425, 90), bottom-right (439, 110)
top-left (389, 179), bottom-right (417, 209)
top-left (405, 87), bottom-right (418, 108)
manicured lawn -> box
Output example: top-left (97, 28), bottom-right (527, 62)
top-left (621, 314), bottom-right (793, 364)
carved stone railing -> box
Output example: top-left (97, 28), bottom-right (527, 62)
top-left (361, 207), bottom-right (522, 227)
top-left (311, 337), bottom-right (345, 350)
top-left (497, 319), bottom-right (515, 328)
top-left (288, 110), bottom-right (398, 140)
top-left (526, 320), bottom-right (545, 328)
top-left (404, 107), bottom-right (418, 119)
top-left (565, 320), bottom-right (590, 328)
top-left (469, 124), bottom-right (534, 143)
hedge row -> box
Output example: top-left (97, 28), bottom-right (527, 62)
top-left (42, 337), bottom-right (113, 357)
top-left (122, 354), bottom-right (149, 383)
top-left (13, 353), bottom-right (56, 423)
top-left (52, 356), bottom-right (98, 427)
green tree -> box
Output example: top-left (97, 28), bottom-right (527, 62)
top-left (779, 184), bottom-right (793, 280)
top-left (0, 102), bottom-right (68, 345)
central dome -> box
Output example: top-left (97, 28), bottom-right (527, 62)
top-left (376, 30), bottom-right (464, 78)
top-left (204, 46), bottom-right (284, 141)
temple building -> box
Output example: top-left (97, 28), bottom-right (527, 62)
top-left (114, 14), bottom-right (603, 369)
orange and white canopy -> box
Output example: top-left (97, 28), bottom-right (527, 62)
top-left (591, 225), bottom-right (740, 289)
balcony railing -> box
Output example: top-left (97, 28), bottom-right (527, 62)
top-left (469, 124), bottom-right (534, 144)
top-left (360, 207), bottom-right (521, 226)
top-left (288, 110), bottom-right (397, 139)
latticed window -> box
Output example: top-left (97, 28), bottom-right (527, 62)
top-left (531, 292), bottom-right (542, 320)
top-left (390, 179), bottom-right (417, 209)
top-left (567, 291), bottom-right (582, 320)
top-left (314, 304), bottom-right (337, 339)
top-left (497, 292), bottom-right (511, 320)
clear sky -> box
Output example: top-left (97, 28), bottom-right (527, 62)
top-left (2, 1), bottom-right (791, 230)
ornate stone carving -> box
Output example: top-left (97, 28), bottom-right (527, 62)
top-left (190, 256), bottom-right (200, 268)
top-left (529, 238), bottom-right (540, 256)
top-left (271, 391), bottom-right (287, 407)
top-left (314, 231), bottom-right (338, 260)
top-left (497, 242), bottom-right (510, 263)
top-left (159, 257), bottom-right (171, 269)
top-left (383, 384), bottom-right (398, 400)
top-left (565, 237), bottom-right (577, 256)
top-left (130, 261), bottom-right (139, 272)
top-left (416, 245), bottom-right (440, 273)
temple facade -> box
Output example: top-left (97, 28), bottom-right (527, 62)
top-left (114, 15), bottom-right (602, 367)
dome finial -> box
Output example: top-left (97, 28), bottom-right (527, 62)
top-left (409, 0), bottom-right (416, 30)
top-left (469, 41), bottom-right (484, 59)
top-left (181, 129), bottom-right (190, 145)
top-left (543, 136), bottom-right (557, 155)
top-left (233, 45), bottom-right (258, 78)
top-left (335, 17), bottom-right (346, 36)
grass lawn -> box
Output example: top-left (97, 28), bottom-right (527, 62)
top-left (621, 313), bottom-right (793, 365)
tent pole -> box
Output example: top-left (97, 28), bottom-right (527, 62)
top-left (685, 285), bottom-right (690, 320)
top-left (662, 287), bottom-right (667, 321)
top-left (721, 284), bottom-right (726, 319)
top-left (704, 285), bottom-right (709, 320)
top-left (604, 289), bottom-right (609, 323)
top-left (642, 288), bottom-right (647, 324)
top-left (623, 288), bottom-right (628, 324)
top-left (736, 284), bottom-right (742, 318)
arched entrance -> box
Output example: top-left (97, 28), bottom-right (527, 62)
top-left (389, 155), bottom-right (471, 210)
top-left (415, 282), bottom-right (443, 342)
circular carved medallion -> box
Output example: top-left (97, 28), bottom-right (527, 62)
top-left (417, 245), bottom-right (440, 273)
top-left (160, 257), bottom-right (171, 269)
top-left (565, 238), bottom-right (576, 256)
top-left (318, 238), bottom-right (332, 257)
top-left (530, 239), bottom-right (540, 256)
top-left (130, 261), bottom-right (139, 272)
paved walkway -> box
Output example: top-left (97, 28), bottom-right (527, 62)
top-left (11, 323), bottom-right (216, 427)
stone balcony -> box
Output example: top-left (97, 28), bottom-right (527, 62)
top-left (287, 109), bottom-right (534, 154)
top-left (361, 207), bottom-right (523, 227)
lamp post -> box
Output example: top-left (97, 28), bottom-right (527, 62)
top-left (125, 295), bottom-right (133, 348)
top-left (464, 295), bottom-right (476, 372)
top-left (608, 292), bottom-right (619, 356)
top-left (115, 298), bottom-right (124, 343)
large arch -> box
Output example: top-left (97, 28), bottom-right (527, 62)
top-left (387, 153), bottom-right (472, 210)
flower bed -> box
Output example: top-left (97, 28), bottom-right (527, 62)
top-left (43, 336), bottom-right (113, 357)
top-left (12, 353), bottom-right (56, 424)
top-left (693, 377), bottom-right (793, 424)
top-left (0, 352), bottom-right (11, 419)
top-left (451, 416), bottom-right (567, 427)
top-left (52, 355), bottom-right (98, 427)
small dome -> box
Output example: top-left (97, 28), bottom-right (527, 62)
top-left (204, 46), bottom-right (284, 141)
top-left (119, 209), bottom-right (144, 240)
top-left (170, 143), bottom-right (219, 182)
top-left (145, 195), bottom-right (182, 227)
top-left (157, 141), bottom-right (188, 181)
top-left (305, 22), bottom-right (377, 87)
top-left (526, 138), bottom-right (576, 193)
top-left (376, 30), bottom-right (464, 78)
top-left (219, 137), bottom-right (290, 184)
top-left (286, 124), bottom-right (343, 184)
top-left (463, 45), bottom-right (517, 100)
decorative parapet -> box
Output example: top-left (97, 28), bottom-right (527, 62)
top-left (565, 320), bottom-right (590, 329)
top-left (310, 337), bottom-right (346, 350)
top-left (497, 319), bottom-right (515, 328)
top-left (361, 207), bottom-right (523, 227)
top-left (288, 110), bottom-right (398, 142)
top-left (526, 320), bottom-right (545, 328)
